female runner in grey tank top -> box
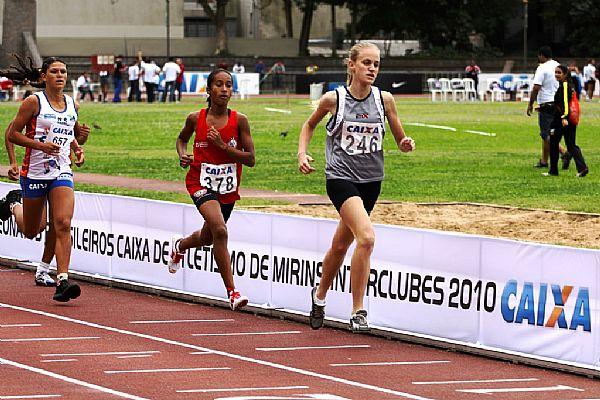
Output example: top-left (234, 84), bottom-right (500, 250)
top-left (298, 42), bottom-right (415, 332)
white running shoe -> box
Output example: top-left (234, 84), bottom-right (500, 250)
top-left (168, 235), bottom-right (184, 274)
top-left (229, 290), bottom-right (248, 311)
top-left (35, 271), bottom-right (56, 287)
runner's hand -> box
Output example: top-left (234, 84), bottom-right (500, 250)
top-left (74, 146), bottom-right (85, 167)
top-left (7, 164), bottom-right (19, 181)
top-left (39, 142), bottom-right (61, 156)
top-left (298, 153), bottom-right (315, 174)
top-left (179, 154), bottom-right (193, 168)
top-left (207, 126), bottom-right (226, 150)
top-left (78, 123), bottom-right (91, 142)
top-left (526, 104), bottom-right (533, 116)
top-left (400, 137), bottom-right (415, 152)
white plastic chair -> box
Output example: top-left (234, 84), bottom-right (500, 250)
top-left (450, 78), bottom-right (466, 101)
top-left (438, 78), bottom-right (452, 101)
top-left (515, 79), bottom-right (531, 102)
top-left (462, 78), bottom-right (477, 101)
top-left (427, 78), bottom-right (442, 101)
top-left (71, 79), bottom-right (79, 100)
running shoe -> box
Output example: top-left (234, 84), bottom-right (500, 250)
top-left (168, 235), bottom-right (184, 273)
top-left (35, 271), bottom-right (56, 287)
top-left (53, 279), bottom-right (81, 302)
top-left (576, 168), bottom-right (589, 178)
top-left (349, 309), bottom-right (370, 333)
top-left (0, 198), bottom-right (10, 221)
top-left (309, 286), bottom-right (325, 330)
top-left (229, 290), bottom-right (248, 310)
top-left (533, 160), bottom-right (548, 168)
top-left (561, 152), bottom-right (572, 170)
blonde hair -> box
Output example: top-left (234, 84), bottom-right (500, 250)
top-left (345, 42), bottom-right (379, 85)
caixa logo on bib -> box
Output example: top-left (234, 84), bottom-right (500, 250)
top-left (500, 279), bottom-right (591, 332)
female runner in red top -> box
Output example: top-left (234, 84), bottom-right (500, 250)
top-left (170, 69), bottom-right (256, 310)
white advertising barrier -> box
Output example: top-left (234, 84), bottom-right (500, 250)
top-left (478, 73), bottom-right (534, 91)
top-left (180, 72), bottom-right (260, 95)
top-left (0, 181), bottom-right (598, 371)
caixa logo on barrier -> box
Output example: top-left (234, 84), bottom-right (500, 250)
top-left (500, 280), bottom-right (591, 332)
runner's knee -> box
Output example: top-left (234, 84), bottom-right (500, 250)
top-left (52, 216), bottom-right (71, 235)
top-left (355, 230), bottom-right (375, 252)
top-left (211, 224), bottom-right (228, 243)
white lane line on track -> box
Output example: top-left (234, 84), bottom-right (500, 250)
top-left (177, 385), bottom-right (310, 393)
top-left (0, 337), bottom-right (100, 342)
top-left (41, 351), bottom-right (159, 357)
top-left (40, 359), bottom-right (77, 363)
top-left (0, 302), bottom-right (434, 400)
top-left (413, 378), bottom-right (538, 385)
top-left (192, 331), bottom-right (302, 337)
top-left (457, 385), bottom-right (584, 394)
top-left (104, 367), bottom-right (231, 374)
top-left (331, 361), bottom-right (450, 367)
top-left (256, 345), bottom-right (370, 352)
top-left (189, 351), bottom-right (212, 355)
top-left (129, 319), bottom-right (234, 324)
top-left (464, 129), bottom-right (497, 137)
top-left (404, 122), bottom-right (457, 131)
top-left (0, 356), bottom-right (148, 400)
top-left (264, 107), bottom-right (292, 114)
top-left (116, 355), bottom-right (153, 359)
top-left (0, 396), bottom-right (61, 399)
top-left (0, 324), bottom-right (42, 328)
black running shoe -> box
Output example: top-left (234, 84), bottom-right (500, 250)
top-left (349, 309), bottom-right (370, 333)
top-left (561, 152), bottom-right (572, 170)
top-left (533, 160), bottom-right (548, 168)
top-left (53, 279), bottom-right (81, 302)
top-left (309, 286), bottom-right (325, 330)
top-left (5, 189), bottom-right (22, 206)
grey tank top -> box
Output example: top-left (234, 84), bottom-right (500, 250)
top-left (325, 86), bottom-right (385, 182)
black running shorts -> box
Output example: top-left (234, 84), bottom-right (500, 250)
top-left (191, 191), bottom-right (235, 222)
top-left (326, 179), bottom-right (381, 214)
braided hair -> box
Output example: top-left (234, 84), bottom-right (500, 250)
top-left (205, 68), bottom-right (232, 110)
top-left (0, 54), bottom-right (66, 88)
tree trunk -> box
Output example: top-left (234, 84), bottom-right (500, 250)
top-left (284, 0), bottom-right (293, 38)
top-left (1, 0), bottom-right (37, 67)
top-left (349, 2), bottom-right (357, 46)
top-left (331, 4), bottom-right (336, 57)
top-left (298, 0), bottom-right (315, 56)
top-left (214, 0), bottom-right (229, 55)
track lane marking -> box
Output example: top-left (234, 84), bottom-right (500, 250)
top-left (192, 331), bottom-right (301, 337)
top-left (457, 385), bottom-right (584, 394)
top-left (331, 361), bottom-right (450, 367)
top-left (413, 378), bottom-right (538, 385)
top-left (40, 359), bottom-right (77, 363)
top-left (41, 351), bottom-right (159, 357)
top-left (256, 345), bottom-right (370, 352)
top-left (0, 356), bottom-right (149, 400)
top-left (129, 319), bottom-right (234, 324)
top-left (116, 355), bottom-right (153, 359)
top-left (177, 386), bottom-right (310, 393)
top-left (0, 396), bottom-right (61, 399)
top-left (0, 302), bottom-right (434, 400)
top-left (104, 367), bottom-right (230, 374)
top-left (0, 324), bottom-right (42, 328)
top-left (0, 337), bottom-right (100, 342)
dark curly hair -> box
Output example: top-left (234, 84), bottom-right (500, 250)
top-left (0, 54), bottom-right (66, 88)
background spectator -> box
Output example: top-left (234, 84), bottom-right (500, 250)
top-left (141, 58), bottom-right (161, 103)
top-left (568, 61), bottom-right (583, 100)
top-left (232, 61), bottom-right (245, 74)
top-left (465, 60), bottom-right (481, 92)
top-left (99, 70), bottom-right (109, 103)
top-left (306, 63), bottom-right (319, 74)
top-left (270, 60), bottom-right (285, 94)
top-left (76, 72), bottom-right (94, 101)
top-left (176, 58), bottom-right (185, 102)
top-left (112, 55), bottom-right (124, 102)
top-left (128, 60), bottom-right (141, 102)
top-left (582, 59), bottom-right (596, 101)
top-left (162, 57), bottom-right (181, 102)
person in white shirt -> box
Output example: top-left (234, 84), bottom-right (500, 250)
top-left (527, 46), bottom-right (568, 169)
top-left (76, 72), bottom-right (94, 101)
top-left (161, 57), bottom-right (181, 102)
top-left (232, 62), bottom-right (245, 74)
top-left (140, 58), bottom-right (161, 103)
top-left (128, 61), bottom-right (141, 102)
top-left (582, 59), bottom-right (596, 101)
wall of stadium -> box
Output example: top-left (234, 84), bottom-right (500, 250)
top-left (0, 182), bottom-right (598, 373)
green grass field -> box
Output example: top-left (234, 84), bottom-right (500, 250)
top-left (1, 96), bottom-right (599, 212)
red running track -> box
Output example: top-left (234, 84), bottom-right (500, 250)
top-left (0, 266), bottom-right (598, 400)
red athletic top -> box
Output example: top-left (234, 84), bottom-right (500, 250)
top-left (185, 108), bottom-right (242, 204)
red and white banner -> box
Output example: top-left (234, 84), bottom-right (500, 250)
top-left (0, 182), bottom-right (598, 371)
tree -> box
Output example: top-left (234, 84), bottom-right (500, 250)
top-left (198, 0), bottom-right (230, 55)
top-left (284, 0), bottom-right (294, 38)
top-left (297, 0), bottom-right (316, 56)
top-left (568, 1), bottom-right (600, 55)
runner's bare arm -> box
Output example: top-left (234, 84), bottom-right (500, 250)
top-left (9, 95), bottom-right (60, 156)
top-left (176, 111), bottom-right (197, 168)
top-left (297, 91), bottom-right (337, 174)
top-left (71, 138), bottom-right (85, 167)
top-left (73, 102), bottom-right (90, 145)
top-left (382, 91), bottom-right (414, 153)
top-left (207, 112), bottom-right (255, 167)
top-left (4, 121), bottom-right (18, 180)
